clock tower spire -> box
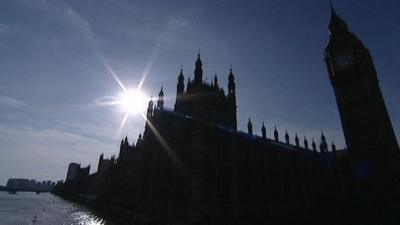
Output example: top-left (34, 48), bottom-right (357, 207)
top-left (324, 4), bottom-right (399, 160)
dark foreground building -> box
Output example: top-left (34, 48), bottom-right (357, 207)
top-left (55, 5), bottom-right (400, 225)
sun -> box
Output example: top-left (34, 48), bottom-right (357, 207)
top-left (119, 89), bottom-right (148, 115)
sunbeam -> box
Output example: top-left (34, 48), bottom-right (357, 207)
top-left (137, 46), bottom-right (159, 90)
top-left (116, 112), bottom-right (130, 138)
top-left (90, 44), bottom-right (148, 135)
top-left (139, 112), bottom-right (198, 189)
top-left (96, 51), bottom-right (127, 93)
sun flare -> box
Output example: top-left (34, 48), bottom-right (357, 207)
top-left (119, 89), bottom-right (148, 115)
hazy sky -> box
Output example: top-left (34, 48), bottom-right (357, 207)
top-left (0, 0), bottom-right (399, 185)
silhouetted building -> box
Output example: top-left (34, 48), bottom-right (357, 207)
top-left (324, 4), bottom-right (400, 220)
top-left (57, 5), bottom-right (399, 225)
top-left (66, 163), bottom-right (79, 181)
top-left (324, 4), bottom-right (399, 159)
top-left (97, 153), bottom-right (113, 175)
top-left (60, 53), bottom-right (346, 223)
top-left (66, 162), bottom-right (90, 181)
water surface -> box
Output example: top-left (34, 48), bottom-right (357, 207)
top-left (0, 192), bottom-right (112, 225)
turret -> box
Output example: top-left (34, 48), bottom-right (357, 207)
top-left (174, 68), bottom-right (185, 112)
top-left (285, 130), bottom-right (289, 145)
top-left (295, 133), bottom-right (299, 148)
top-left (187, 77), bottom-right (191, 90)
top-left (247, 117), bottom-right (253, 136)
top-left (119, 135), bottom-right (129, 160)
top-left (228, 68), bottom-right (236, 96)
top-left (304, 136), bottom-right (309, 150)
top-left (177, 68), bottom-right (184, 94)
top-left (157, 86), bottom-right (164, 109)
top-left (214, 73), bottom-right (218, 88)
top-left (274, 126), bottom-right (279, 142)
top-left (227, 67), bottom-right (237, 130)
top-left (147, 97), bottom-right (153, 119)
top-left (124, 135), bottom-right (128, 146)
top-left (261, 122), bottom-right (266, 139)
top-left (312, 139), bottom-right (317, 152)
top-left (194, 53), bottom-right (203, 85)
top-left (319, 130), bottom-right (328, 153)
top-left (97, 153), bottom-right (104, 173)
top-left (332, 141), bottom-right (337, 155)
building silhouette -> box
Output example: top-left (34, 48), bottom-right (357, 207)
top-left (66, 162), bottom-right (90, 181)
top-left (324, 4), bottom-right (399, 158)
top-left (56, 5), bottom-right (400, 225)
top-left (174, 54), bottom-right (237, 130)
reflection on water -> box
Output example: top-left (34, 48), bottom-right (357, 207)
top-left (71, 211), bottom-right (105, 225)
top-left (0, 192), bottom-right (111, 225)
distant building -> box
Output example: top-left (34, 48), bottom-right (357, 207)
top-left (5, 178), bottom-right (56, 192)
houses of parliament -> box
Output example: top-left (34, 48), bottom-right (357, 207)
top-left (56, 5), bottom-right (400, 225)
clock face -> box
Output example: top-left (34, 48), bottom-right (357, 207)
top-left (336, 54), bottom-right (354, 68)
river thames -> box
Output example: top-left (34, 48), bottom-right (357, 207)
top-left (0, 192), bottom-right (113, 225)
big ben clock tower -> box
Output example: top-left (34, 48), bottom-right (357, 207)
top-left (324, 4), bottom-right (399, 162)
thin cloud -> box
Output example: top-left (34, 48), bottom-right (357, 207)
top-left (0, 95), bottom-right (28, 107)
top-left (156, 17), bottom-right (191, 44)
top-left (63, 5), bottom-right (96, 44)
top-left (168, 17), bottom-right (189, 29)
top-left (16, 0), bottom-right (96, 43)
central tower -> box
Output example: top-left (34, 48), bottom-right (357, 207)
top-left (174, 54), bottom-right (237, 130)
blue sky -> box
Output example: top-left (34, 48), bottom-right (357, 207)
top-left (0, 0), bottom-right (399, 185)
